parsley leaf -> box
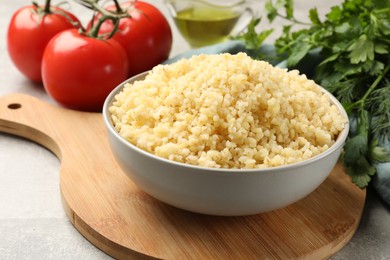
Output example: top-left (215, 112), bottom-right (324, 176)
top-left (286, 36), bottom-right (312, 66)
top-left (348, 34), bottom-right (375, 64)
top-left (347, 156), bottom-right (376, 188)
top-left (237, 0), bottom-right (390, 188)
top-left (308, 8), bottom-right (321, 26)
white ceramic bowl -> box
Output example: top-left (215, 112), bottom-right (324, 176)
top-left (103, 72), bottom-right (349, 216)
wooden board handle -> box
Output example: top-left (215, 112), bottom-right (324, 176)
top-left (0, 93), bottom-right (132, 256)
top-left (0, 94), bottom-right (61, 156)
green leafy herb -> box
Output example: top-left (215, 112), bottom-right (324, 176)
top-left (237, 0), bottom-right (390, 188)
top-left (234, 18), bottom-right (274, 60)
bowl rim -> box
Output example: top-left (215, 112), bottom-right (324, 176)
top-left (102, 71), bottom-right (349, 174)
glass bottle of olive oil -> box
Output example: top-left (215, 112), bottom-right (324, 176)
top-left (173, 7), bottom-right (240, 47)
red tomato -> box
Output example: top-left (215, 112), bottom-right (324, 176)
top-left (96, 1), bottom-right (173, 77)
top-left (42, 29), bottom-right (129, 112)
top-left (7, 5), bottom-right (80, 83)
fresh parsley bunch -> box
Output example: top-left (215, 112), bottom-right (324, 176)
top-left (237, 0), bottom-right (390, 188)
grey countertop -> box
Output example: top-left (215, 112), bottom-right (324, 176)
top-left (1, 0), bottom-right (389, 259)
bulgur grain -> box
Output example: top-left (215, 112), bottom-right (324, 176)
top-left (109, 53), bottom-right (346, 169)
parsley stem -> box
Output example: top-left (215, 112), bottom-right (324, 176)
top-left (373, 7), bottom-right (390, 15)
top-left (275, 13), bottom-right (311, 26)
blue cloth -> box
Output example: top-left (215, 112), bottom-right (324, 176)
top-left (372, 139), bottom-right (390, 205)
top-left (165, 40), bottom-right (390, 205)
top-left (165, 40), bottom-right (281, 66)
top-left (164, 40), bottom-right (247, 64)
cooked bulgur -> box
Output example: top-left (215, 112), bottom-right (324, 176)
top-left (109, 53), bottom-right (346, 169)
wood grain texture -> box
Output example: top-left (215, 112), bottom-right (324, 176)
top-left (0, 93), bottom-right (366, 260)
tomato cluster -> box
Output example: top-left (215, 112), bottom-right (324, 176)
top-left (7, 0), bottom-right (173, 111)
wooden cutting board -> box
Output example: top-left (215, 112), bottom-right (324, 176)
top-left (0, 93), bottom-right (366, 260)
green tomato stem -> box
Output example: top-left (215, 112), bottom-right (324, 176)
top-left (44, 0), bottom-right (52, 13)
top-left (112, 0), bottom-right (123, 13)
top-left (89, 15), bottom-right (108, 38)
top-left (275, 13), bottom-right (311, 26)
top-left (85, 0), bottom-right (130, 39)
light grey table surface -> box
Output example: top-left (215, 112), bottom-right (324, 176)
top-left (1, 1), bottom-right (389, 259)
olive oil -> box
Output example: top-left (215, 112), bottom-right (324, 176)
top-left (173, 7), bottom-right (240, 47)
